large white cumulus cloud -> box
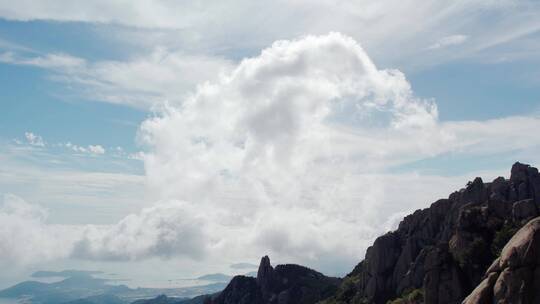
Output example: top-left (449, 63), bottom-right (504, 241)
top-left (140, 33), bottom-right (438, 202)
top-left (137, 33), bottom-right (443, 269)
top-left (138, 33), bottom-right (540, 271)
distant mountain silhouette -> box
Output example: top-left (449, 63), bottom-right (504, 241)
top-left (0, 272), bottom-right (128, 303)
top-left (0, 271), bottom-right (224, 304)
top-left (64, 294), bottom-right (126, 304)
top-left (131, 295), bottom-right (182, 304)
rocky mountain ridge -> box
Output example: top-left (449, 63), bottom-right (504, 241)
top-left (321, 162), bottom-right (540, 304)
top-left (211, 162), bottom-right (540, 304)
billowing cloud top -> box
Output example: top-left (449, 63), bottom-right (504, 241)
top-left (140, 33), bottom-right (438, 201)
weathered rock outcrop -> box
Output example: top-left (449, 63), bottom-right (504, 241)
top-left (463, 216), bottom-right (540, 304)
top-left (211, 275), bottom-right (261, 304)
top-left (209, 256), bottom-right (340, 304)
top-left (322, 162), bottom-right (540, 304)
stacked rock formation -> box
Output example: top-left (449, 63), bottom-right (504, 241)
top-left (209, 256), bottom-right (340, 304)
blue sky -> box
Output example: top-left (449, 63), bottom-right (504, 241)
top-left (1, 0), bottom-right (540, 290)
top-left (0, 20), bottom-right (146, 152)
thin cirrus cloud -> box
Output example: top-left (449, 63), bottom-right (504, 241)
top-left (0, 0), bottom-right (539, 70)
top-left (0, 48), bottom-right (233, 110)
top-left (1, 33), bottom-right (539, 274)
top-left (0, 1), bottom-right (539, 110)
top-left (0, 51), bottom-right (84, 68)
top-left (427, 34), bottom-right (469, 50)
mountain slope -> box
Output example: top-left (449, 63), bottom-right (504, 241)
top-left (321, 162), bottom-right (540, 304)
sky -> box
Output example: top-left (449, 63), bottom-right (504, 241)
top-left (1, 0), bottom-right (540, 290)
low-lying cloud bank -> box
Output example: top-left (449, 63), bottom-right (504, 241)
top-left (0, 194), bottom-right (208, 264)
top-left (2, 33), bottom-right (540, 274)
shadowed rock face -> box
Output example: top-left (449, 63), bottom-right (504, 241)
top-left (209, 256), bottom-right (340, 304)
top-left (322, 162), bottom-right (540, 304)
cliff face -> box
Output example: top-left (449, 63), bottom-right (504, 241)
top-left (209, 256), bottom-right (340, 304)
top-left (322, 162), bottom-right (540, 304)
